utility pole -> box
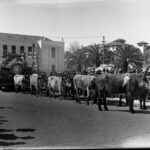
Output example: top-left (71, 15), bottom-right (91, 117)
top-left (101, 36), bottom-right (106, 64)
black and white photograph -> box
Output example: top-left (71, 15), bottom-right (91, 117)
top-left (0, 0), bottom-right (150, 149)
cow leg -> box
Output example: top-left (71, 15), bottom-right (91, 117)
top-left (125, 94), bottom-right (129, 106)
top-left (15, 85), bottom-right (17, 93)
top-left (71, 88), bottom-right (75, 100)
top-left (103, 92), bottom-right (108, 111)
top-left (129, 98), bottom-right (134, 113)
top-left (98, 92), bottom-right (102, 111)
top-left (92, 90), bottom-right (97, 104)
top-left (15, 85), bottom-right (18, 93)
top-left (16, 85), bottom-right (19, 93)
top-left (119, 95), bottom-right (122, 106)
top-left (21, 85), bottom-right (23, 94)
top-left (75, 87), bottom-right (80, 103)
top-left (143, 96), bottom-right (147, 110)
top-left (30, 85), bottom-right (33, 95)
top-left (51, 89), bottom-right (56, 98)
top-left (63, 86), bottom-right (66, 99)
top-left (93, 94), bottom-right (97, 104)
top-left (139, 97), bottom-right (143, 110)
top-left (57, 83), bottom-right (62, 100)
top-left (36, 86), bottom-right (39, 97)
top-left (48, 87), bottom-right (52, 99)
top-left (78, 97), bottom-right (81, 104)
top-left (86, 87), bottom-right (90, 105)
top-left (21, 82), bottom-right (25, 94)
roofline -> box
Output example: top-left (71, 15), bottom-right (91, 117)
top-left (0, 32), bottom-right (52, 41)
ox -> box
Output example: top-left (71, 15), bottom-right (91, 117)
top-left (123, 73), bottom-right (150, 113)
top-left (90, 70), bottom-right (150, 113)
top-left (73, 74), bottom-right (96, 105)
top-left (62, 72), bottom-right (76, 100)
top-left (47, 76), bottom-right (62, 100)
top-left (22, 73), bottom-right (30, 93)
top-left (89, 73), bottom-right (129, 111)
top-left (14, 74), bottom-right (25, 93)
top-left (30, 73), bottom-right (39, 96)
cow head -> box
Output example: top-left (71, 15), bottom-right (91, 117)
top-left (62, 75), bottom-right (72, 88)
top-left (123, 73), bottom-right (130, 87)
top-left (143, 76), bottom-right (150, 90)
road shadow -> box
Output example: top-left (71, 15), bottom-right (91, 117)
top-left (0, 129), bottom-right (13, 132)
top-left (0, 107), bottom-right (13, 109)
top-left (16, 128), bottom-right (36, 132)
top-left (0, 119), bottom-right (8, 125)
top-left (110, 109), bottom-right (150, 114)
top-left (0, 141), bottom-right (25, 146)
top-left (0, 133), bottom-right (35, 140)
top-left (0, 128), bottom-right (35, 146)
top-left (0, 116), bottom-right (5, 118)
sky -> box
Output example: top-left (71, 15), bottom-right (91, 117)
top-left (0, 0), bottom-right (150, 51)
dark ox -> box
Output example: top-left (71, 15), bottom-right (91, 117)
top-left (62, 74), bottom-right (75, 100)
top-left (89, 74), bottom-right (127, 111)
top-left (22, 73), bottom-right (30, 93)
top-left (90, 72), bottom-right (150, 113)
top-left (73, 74), bottom-right (96, 105)
top-left (123, 73), bottom-right (150, 113)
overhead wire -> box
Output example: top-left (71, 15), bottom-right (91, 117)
top-left (50, 36), bottom-right (102, 39)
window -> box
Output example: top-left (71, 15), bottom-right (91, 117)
top-left (52, 47), bottom-right (55, 58)
top-left (12, 45), bottom-right (16, 54)
top-left (52, 64), bottom-right (55, 72)
top-left (3, 45), bottom-right (7, 56)
top-left (20, 46), bottom-right (24, 54)
top-left (28, 46), bottom-right (32, 56)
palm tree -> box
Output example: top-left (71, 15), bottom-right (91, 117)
top-left (114, 44), bottom-right (144, 73)
top-left (85, 44), bottom-right (115, 67)
top-left (84, 44), bottom-right (103, 67)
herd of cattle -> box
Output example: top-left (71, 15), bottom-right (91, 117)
top-left (12, 66), bottom-right (150, 113)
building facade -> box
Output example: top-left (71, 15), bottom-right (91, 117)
top-left (105, 39), bottom-right (126, 51)
top-left (0, 32), bottom-right (64, 74)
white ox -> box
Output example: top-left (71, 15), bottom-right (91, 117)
top-left (47, 76), bottom-right (62, 100)
top-left (30, 74), bottom-right (39, 96)
top-left (73, 74), bottom-right (96, 105)
top-left (14, 74), bottom-right (25, 93)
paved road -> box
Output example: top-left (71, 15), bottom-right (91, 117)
top-left (0, 91), bottom-right (150, 148)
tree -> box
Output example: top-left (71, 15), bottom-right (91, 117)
top-left (65, 41), bottom-right (85, 72)
top-left (65, 42), bottom-right (115, 71)
top-left (68, 41), bottom-right (82, 52)
top-left (84, 44), bottom-right (103, 67)
top-left (103, 48), bottom-right (114, 65)
top-left (114, 44), bottom-right (144, 73)
top-left (84, 44), bottom-right (114, 67)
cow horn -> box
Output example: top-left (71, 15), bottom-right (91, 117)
top-left (144, 65), bottom-right (150, 76)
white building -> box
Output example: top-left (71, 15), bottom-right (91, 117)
top-left (0, 32), bottom-right (64, 74)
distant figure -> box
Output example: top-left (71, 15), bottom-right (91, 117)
top-left (103, 68), bottom-right (106, 74)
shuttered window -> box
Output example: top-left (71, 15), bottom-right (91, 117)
top-left (52, 64), bottom-right (55, 72)
top-left (12, 45), bottom-right (16, 54)
top-left (20, 46), bottom-right (24, 54)
top-left (28, 46), bottom-right (32, 56)
top-left (52, 48), bottom-right (55, 58)
top-left (3, 45), bottom-right (7, 56)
